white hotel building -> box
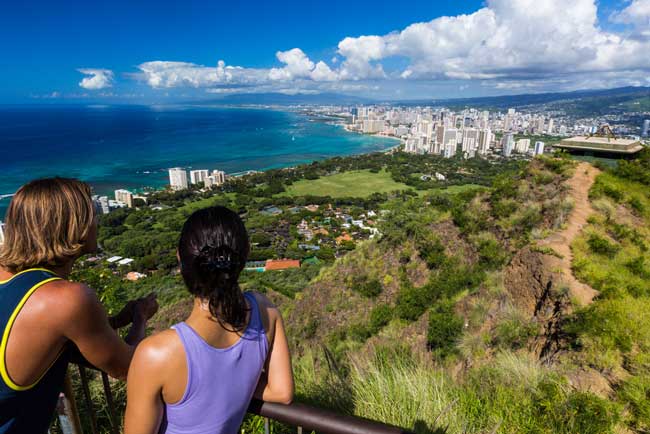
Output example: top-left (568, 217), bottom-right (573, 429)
top-left (169, 168), bottom-right (189, 190)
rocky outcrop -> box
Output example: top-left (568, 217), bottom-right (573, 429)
top-left (503, 247), bottom-right (570, 361)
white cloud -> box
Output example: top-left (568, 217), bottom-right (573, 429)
top-left (137, 60), bottom-right (268, 88)
top-left (338, 0), bottom-right (650, 81)
top-left (126, 0), bottom-right (650, 96)
top-left (611, 0), bottom-right (650, 37)
top-left (78, 69), bottom-right (114, 90)
top-left (268, 48), bottom-right (338, 82)
top-left (269, 48), bottom-right (314, 80)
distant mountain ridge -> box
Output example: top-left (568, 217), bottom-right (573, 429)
top-left (194, 86), bottom-right (650, 117)
top-left (397, 86), bottom-right (650, 113)
top-left (196, 92), bottom-right (375, 106)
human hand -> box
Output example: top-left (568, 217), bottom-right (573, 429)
top-left (110, 300), bottom-right (136, 329)
top-left (133, 293), bottom-right (159, 323)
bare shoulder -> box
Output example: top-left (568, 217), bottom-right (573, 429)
top-left (134, 329), bottom-right (183, 360)
top-left (38, 279), bottom-right (100, 316)
top-left (131, 329), bottom-right (183, 372)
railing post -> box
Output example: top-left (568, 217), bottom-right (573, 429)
top-left (264, 417), bottom-right (270, 434)
top-left (61, 375), bottom-right (83, 434)
top-left (78, 366), bottom-right (99, 434)
top-left (101, 372), bottom-right (119, 434)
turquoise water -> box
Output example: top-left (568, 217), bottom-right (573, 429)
top-left (0, 105), bottom-right (398, 218)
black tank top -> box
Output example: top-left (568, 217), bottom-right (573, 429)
top-left (0, 268), bottom-right (70, 434)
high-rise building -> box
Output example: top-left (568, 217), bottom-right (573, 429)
top-left (114, 189), bottom-right (133, 208)
top-left (462, 128), bottom-right (479, 153)
top-left (516, 138), bottom-right (530, 153)
top-left (169, 168), bottom-right (188, 190)
top-left (502, 133), bottom-right (514, 157)
top-left (362, 119), bottom-right (385, 134)
top-left (443, 142), bottom-right (456, 159)
top-left (404, 138), bottom-right (417, 153)
top-left (642, 119), bottom-right (650, 137)
top-left (189, 170), bottom-right (210, 185)
top-left (478, 129), bottom-right (493, 155)
top-left (534, 141), bottom-right (545, 156)
top-left (212, 170), bottom-right (226, 185)
top-left (0, 221), bottom-right (5, 245)
top-left (443, 128), bottom-right (458, 158)
top-left (98, 196), bottom-right (110, 214)
top-left (504, 108), bottom-right (516, 132)
top-left (547, 119), bottom-right (554, 135)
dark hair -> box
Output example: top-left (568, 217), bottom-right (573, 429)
top-left (178, 206), bottom-right (250, 330)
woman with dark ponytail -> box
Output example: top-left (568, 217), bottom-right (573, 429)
top-left (124, 206), bottom-right (294, 434)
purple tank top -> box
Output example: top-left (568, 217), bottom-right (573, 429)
top-left (164, 292), bottom-right (269, 434)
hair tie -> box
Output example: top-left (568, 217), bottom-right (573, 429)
top-left (199, 245), bottom-right (240, 271)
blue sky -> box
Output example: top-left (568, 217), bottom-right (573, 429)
top-left (1, 0), bottom-right (648, 103)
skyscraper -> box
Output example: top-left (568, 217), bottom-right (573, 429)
top-left (642, 119), bottom-right (650, 137)
top-left (0, 221), bottom-right (5, 245)
top-left (443, 128), bottom-right (458, 158)
top-left (534, 141), bottom-right (545, 156)
top-left (98, 196), bottom-right (110, 214)
top-left (212, 170), bottom-right (226, 185)
top-left (190, 169), bottom-right (210, 185)
top-left (462, 128), bottom-right (479, 153)
top-left (169, 168), bottom-right (189, 190)
top-left (516, 138), bottom-right (530, 153)
top-left (502, 133), bottom-right (514, 157)
top-left (547, 119), bottom-right (554, 135)
top-left (114, 189), bottom-right (133, 207)
top-left (478, 129), bottom-right (493, 155)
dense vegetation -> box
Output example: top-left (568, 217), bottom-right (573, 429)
top-left (54, 148), bottom-right (650, 434)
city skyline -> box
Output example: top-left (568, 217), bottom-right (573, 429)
top-left (1, 0), bottom-right (650, 103)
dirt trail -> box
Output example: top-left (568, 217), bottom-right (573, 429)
top-left (540, 162), bottom-right (600, 305)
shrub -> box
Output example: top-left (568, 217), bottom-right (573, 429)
top-left (494, 309), bottom-right (538, 350)
top-left (533, 381), bottom-right (621, 434)
top-left (617, 374), bottom-right (650, 430)
top-left (474, 232), bottom-right (508, 270)
top-left (626, 256), bottom-right (650, 279)
top-left (395, 281), bottom-right (430, 321)
top-left (348, 323), bottom-right (372, 342)
top-left (587, 233), bottom-right (620, 258)
top-left (427, 302), bottom-right (464, 358)
top-left (603, 184), bottom-right (624, 202)
top-left (629, 195), bottom-right (645, 213)
top-left (417, 235), bottom-right (446, 269)
top-left (369, 304), bottom-right (393, 333)
top-left (349, 275), bottom-right (383, 298)
top-left (359, 278), bottom-right (383, 298)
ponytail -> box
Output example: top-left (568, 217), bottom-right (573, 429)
top-left (179, 207), bottom-right (250, 331)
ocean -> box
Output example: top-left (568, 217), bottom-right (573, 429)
top-left (0, 105), bottom-right (398, 218)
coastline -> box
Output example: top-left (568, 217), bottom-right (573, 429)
top-left (0, 107), bottom-right (400, 218)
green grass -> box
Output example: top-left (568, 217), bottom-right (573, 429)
top-left (566, 168), bottom-right (650, 429)
top-left (293, 347), bottom-right (619, 434)
top-left (279, 169), bottom-right (412, 198)
top-left (572, 173), bottom-right (650, 299)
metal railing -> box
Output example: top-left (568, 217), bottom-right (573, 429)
top-left (58, 364), bottom-right (415, 434)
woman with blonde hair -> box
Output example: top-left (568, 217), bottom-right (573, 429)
top-left (0, 178), bottom-right (158, 434)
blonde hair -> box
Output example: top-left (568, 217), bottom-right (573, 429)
top-left (0, 178), bottom-right (95, 272)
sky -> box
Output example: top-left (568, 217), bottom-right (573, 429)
top-left (1, 0), bottom-right (649, 103)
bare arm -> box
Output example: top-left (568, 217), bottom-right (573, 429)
top-left (124, 337), bottom-right (166, 434)
top-left (255, 307), bottom-right (294, 405)
top-left (61, 284), bottom-right (155, 379)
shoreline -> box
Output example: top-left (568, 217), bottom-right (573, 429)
top-left (0, 119), bottom-right (400, 216)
